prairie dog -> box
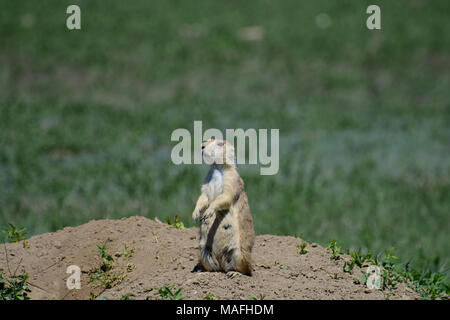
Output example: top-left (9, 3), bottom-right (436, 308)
top-left (192, 139), bottom-right (255, 275)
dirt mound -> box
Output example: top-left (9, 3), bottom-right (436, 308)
top-left (0, 216), bottom-right (418, 300)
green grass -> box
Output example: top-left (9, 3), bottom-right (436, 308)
top-left (0, 0), bottom-right (449, 286)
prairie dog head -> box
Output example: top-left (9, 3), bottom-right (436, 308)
top-left (202, 139), bottom-right (236, 167)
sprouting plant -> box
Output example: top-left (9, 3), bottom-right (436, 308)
top-left (350, 248), bottom-right (368, 268)
top-left (166, 216), bottom-right (185, 230)
top-left (331, 273), bottom-right (340, 280)
top-left (343, 249), bottom-right (371, 274)
top-left (328, 240), bottom-right (342, 260)
top-left (158, 285), bottom-right (182, 300)
top-left (97, 242), bottom-right (114, 272)
top-left (381, 248), bottom-right (399, 270)
top-left (90, 292), bottom-right (99, 299)
top-left (121, 293), bottom-right (136, 300)
top-left (250, 293), bottom-right (266, 300)
top-left (126, 263), bottom-right (135, 272)
top-left (274, 261), bottom-right (285, 269)
top-left (89, 242), bottom-right (126, 290)
top-left (204, 293), bottom-right (215, 300)
top-left (343, 260), bottom-right (355, 274)
top-left (296, 240), bottom-right (309, 255)
top-left (118, 244), bottom-right (135, 259)
top-left (2, 223), bottom-right (27, 243)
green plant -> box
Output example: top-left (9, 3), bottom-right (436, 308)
top-left (204, 293), bottom-right (215, 300)
top-left (343, 248), bottom-right (373, 274)
top-left (1, 245), bottom-right (31, 300)
top-left (126, 263), bottom-right (135, 272)
top-left (2, 224), bottom-right (27, 243)
top-left (328, 240), bottom-right (342, 261)
top-left (121, 293), bottom-right (136, 300)
top-left (296, 239), bottom-right (309, 255)
top-left (118, 244), bottom-right (135, 259)
top-left (343, 260), bottom-right (355, 274)
top-left (158, 285), bottom-right (182, 300)
top-left (89, 242), bottom-right (125, 290)
top-left (0, 272), bottom-right (31, 300)
top-left (165, 216), bottom-right (185, 230)
top-left (342, 246), bottom-right (449, 299)
top-left (250, 293), bottom-right (266, 300)
top-left (90, 292), bottom-right (99, 299)
top-left (97, 242), bottom-right (114, 272)
top-left (349, 249), bottom-right (368, 268)
top-left (405, 268), bottom-right (449, 300)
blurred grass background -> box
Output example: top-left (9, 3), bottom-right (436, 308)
top-left (0, 0), bottom-right (449, 278)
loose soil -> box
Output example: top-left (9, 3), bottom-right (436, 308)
top-left (0, 216), bottom-right (419, 300)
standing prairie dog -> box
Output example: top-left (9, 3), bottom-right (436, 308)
top-left (192, 139), bottom-right (255, 275)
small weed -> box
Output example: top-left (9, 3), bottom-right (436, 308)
top-left (90, 292), bottom-right (99, 299)
top-left (250, 293), bottom-right (266, 300)
top-left (126, 263), bottom-right (135, 272)
top-left (343, 248), bottom-right (372, 274)
top-left (166, 216), bottom-right (185, 230)
top-left (343, 260), bottom-right (355, 274)
top-left (328, 240), bottom-right (342, 261)
top-left (204, 293), bottom-right (215, 300)
top-left (158, 285), bottom-right (182, 300)
top-left (274, 261), bottom-right (285, 269)
top-left (0, 272), bottom-right (31, 300)
top-left (350, 249), bottom-right (368, 268)
top-left (89, 242), bottom-right (126, 291)
top-left (296, 239), bottom-right (309, 255)
top-left (121, 293), bottom-right (136, 300)
top-left (2, 224), bottom-right (27, 243)
top-left (331, 273), bottom-right (340, 280)
top-left (117, 244), bottom-right (135, 259)
top-left (1, 245), bottom-right (31, 300)
top-left (97, 242), bottom-right (114, 272)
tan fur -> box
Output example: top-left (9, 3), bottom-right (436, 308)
top-left (192, 139), bottom-right (255, 275)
